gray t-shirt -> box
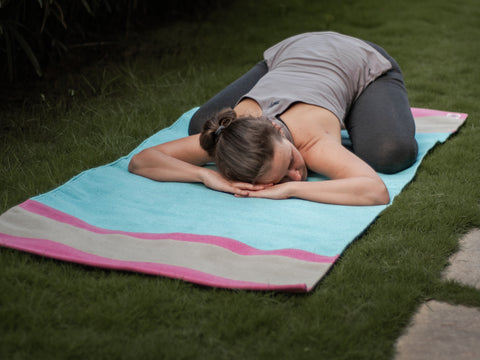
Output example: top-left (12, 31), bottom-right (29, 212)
top-left (241, 32), bottom-right (392, 127)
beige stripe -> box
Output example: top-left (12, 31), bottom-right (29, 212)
top-left (0, 206), bottom-right (329, 288)
top-left (414, 116), bottom-right (465, 133)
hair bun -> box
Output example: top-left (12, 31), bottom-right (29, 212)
top-left (199, 108), bottom-right (237, 156)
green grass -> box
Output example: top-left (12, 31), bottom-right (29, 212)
top-left (1, 0), bottom-right (480, 359)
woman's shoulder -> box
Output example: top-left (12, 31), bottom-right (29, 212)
top-left (281, 104), bottom-right (342, 147)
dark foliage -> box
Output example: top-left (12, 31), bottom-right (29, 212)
top-left (0, 0), bottom-right (225, 83)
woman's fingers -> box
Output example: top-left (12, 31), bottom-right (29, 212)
top-left (202, 170), bottom-right (275, 196)
top-left (232, 182), bottom-right (272, 191)
top-left (238, 183), bottom-right (290, 200)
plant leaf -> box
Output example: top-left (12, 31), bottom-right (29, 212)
top-left (40, 0), bottom-right (49, 33)
top-left (53, 1), bottom-right (67, 29)
top-left (10, 27), bottom-right (43, 77)
top-left (4, 26), bottom-right (14, 81)
top-left (81, 0), bottom-right (94, 16)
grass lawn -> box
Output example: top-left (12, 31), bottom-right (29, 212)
top-left (1, 0), bottom-right (479, 358)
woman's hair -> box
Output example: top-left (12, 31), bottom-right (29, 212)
top-left (200, 108), bottom-right (283, 183)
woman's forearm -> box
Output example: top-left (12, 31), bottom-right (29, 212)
top-left (242, 176), bottom-right (389, 205)
top-left (128, 148), bottom-right (265, 196)
top-left (287, 177), bottom-right (390, 205)
top-left (128, 148), bottom-right (208, 183)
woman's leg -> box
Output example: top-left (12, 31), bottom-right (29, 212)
top-left (345, 43), bottom-right (418, 174)
top-left (188, 60), bottom-right (268, 135)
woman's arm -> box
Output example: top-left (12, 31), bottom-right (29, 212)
top-left (128, 134), bottom-right (264, 196)
top-left (243, 176), bottom-right (389, 205)
top-left (129, 135), bottom-right (211, 182)
top-left (244, 136), bottom-right (390, 205)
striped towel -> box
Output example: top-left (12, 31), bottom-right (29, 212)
top-left (0, 107), bottom-right (467, 291)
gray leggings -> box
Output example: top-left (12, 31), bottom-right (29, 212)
top-left (188, 43), bottom-right (418, 174)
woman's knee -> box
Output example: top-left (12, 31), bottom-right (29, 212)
top-left (359, 137), bottom-right (418, 174)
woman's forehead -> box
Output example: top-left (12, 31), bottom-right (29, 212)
top-left (258, 140), bottom-right (291, 184)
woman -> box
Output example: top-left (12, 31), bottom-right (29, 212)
top-left (129, 32), bottom-right (418, 205)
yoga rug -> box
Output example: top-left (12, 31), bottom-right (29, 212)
top-left (0, 108), bottom-right (467, 292)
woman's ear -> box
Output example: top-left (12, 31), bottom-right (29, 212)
top-left (270, 121), bottom-right (285, 136)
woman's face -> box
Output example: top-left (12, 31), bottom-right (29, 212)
top-left (257, 139), bottom-right (308, 184)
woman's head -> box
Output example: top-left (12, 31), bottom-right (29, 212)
top-left (255, 138), bottom-right (308, 184)
top-left (200, 108), bottom-right (307, 184)
top-left (200, 108), bottom-right (284, 183)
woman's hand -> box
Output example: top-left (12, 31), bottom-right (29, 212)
top-left (238, 182), bottom-right (291, 200)
top-left (200, 168), bottom-right (268, 196)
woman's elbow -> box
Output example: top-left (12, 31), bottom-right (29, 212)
top-left (372, 181), bottom-right (390, 205)
top-left (128, 153), bottom-right (143, 174)
top-left (360, 178), bottom-right (390, 205)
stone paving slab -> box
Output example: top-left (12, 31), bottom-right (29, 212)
top-left (394, 300), bottom-right (480, 360)
top-left (443, 229), bottom-right (480, 290)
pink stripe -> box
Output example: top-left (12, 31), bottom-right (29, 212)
top-left (411, 107), bottom-right (468, 120)
top-left (19, 200), bottom-right (336, 264)
top-left (0, 234), bottom-right (309, 292)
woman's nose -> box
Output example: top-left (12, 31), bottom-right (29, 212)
top-left (288, 169), bottom-right (301, 181)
